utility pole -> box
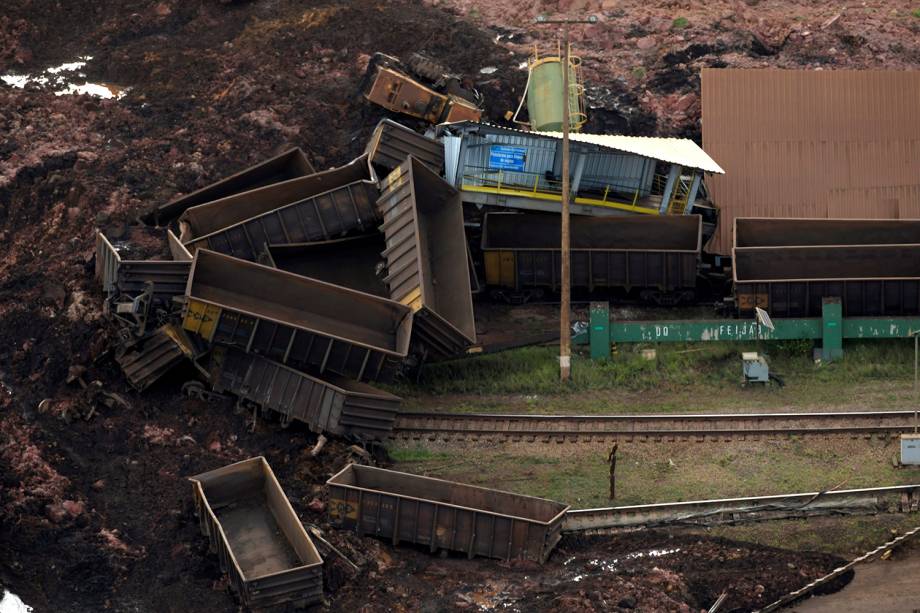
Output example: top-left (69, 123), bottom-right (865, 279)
top-left (535, 13), bottom-right (597, 382)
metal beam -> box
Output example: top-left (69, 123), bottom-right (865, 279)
top-left (684, 172), bottom-right (702, 215)
top-left (657, 164), bottom-right (681, 214)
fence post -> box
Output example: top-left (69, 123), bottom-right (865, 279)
top-left (821, 297), bottom-right (843, 361)
top-left (590, 302), bottom-right (611, 360)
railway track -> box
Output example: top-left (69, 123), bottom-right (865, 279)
top-left (563, 484), bottom-right (920, 533)
top-left (390, 410), bottom-right (920, 442)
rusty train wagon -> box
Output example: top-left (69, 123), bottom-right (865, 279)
top-left (145, 147), bottom-right (315, 226)
top-left (327, 464), bottom-right (570, 563)
top-left (377, 157), bottom-right (477, 359)
top-left (265, 234), bottom-right (390, 298)
top-left (365, 119), bottom-right (445, 175)
top-left (482, 212), bottom-right (702, 302)
top-left (210, 347), bottom-right (401, 440)
top-left (180, 155), bottom-right (380, 261)
top-left (182, 250), bottom-right (413, 383)
top-left (733, 218), bottom-right (920, 316)
top-left (96, 230), bottom-right (191, 305)
top-left (190, 457), bottom-right (324, 608)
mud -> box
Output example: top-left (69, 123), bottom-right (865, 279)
top-left (0, 0), bottom-right (898, 610)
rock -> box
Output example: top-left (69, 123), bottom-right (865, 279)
top-left (636, 36), bottom-right (657, 50)
top-left (92, 479), bottom-right (105, 491)
top-left (208, 440), bottom-right (222, 452)
top-left (154, 3), bottom-right (172, 16)
top-left (674, 92), bottom-right (698, 113)
top-left (46, 503), bottom-right (67, 523)
top-left (618, 595), bottom-right (638, 608)
top-left (307, 498), bottom-right (325, 513)
top-left (62, 499), bottom-right (85, 517)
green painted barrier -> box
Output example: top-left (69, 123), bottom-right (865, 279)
top-left (575, 298), bottom-right (920, 362)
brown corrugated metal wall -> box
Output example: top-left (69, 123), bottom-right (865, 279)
top-left (702, 69), bottom-right (920, 254)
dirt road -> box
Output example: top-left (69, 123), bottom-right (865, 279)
top-left (793, 546), bottom-right (920, 613)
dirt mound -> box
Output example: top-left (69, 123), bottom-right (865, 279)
top-left (326, 530), bottom-right (849, 612)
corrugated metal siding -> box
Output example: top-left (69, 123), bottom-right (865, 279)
top-left (702, 69), bottom-right (920, 254)
top-left (465, 132), bottom-right (558, 188)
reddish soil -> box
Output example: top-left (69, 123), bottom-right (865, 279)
top-left (0, 0), bottom-right (900, 610)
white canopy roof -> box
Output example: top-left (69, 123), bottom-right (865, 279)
top-left (442, 122), bottom-right (725, 174)
top-left (537, 130), bottom-right (725, 174)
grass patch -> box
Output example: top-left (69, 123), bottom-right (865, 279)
top-left (392, 339), bottom-right (918, 408)
top-left (631, 66), bottom-right (646, 79)
top-left (703, 515), bottom-right (920, 556)
top-left (389, 437), bottom-right (920, 509)
top-left (387, 446), bottom-right (451, 463)
top-left (912, 8), bottom-right (920, 18)
top-left (671, 16), bottom-right (689, 29)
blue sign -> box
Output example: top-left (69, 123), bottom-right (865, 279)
top-left (488, 145), bottom-right (526, 171)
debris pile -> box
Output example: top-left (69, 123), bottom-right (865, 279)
top-left (95, 119), bottom-right (476, 442)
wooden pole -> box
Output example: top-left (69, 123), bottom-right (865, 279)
top-left (560, 25), bottom-right (571, 382)
top-left (534, 13), bottom-right (597, 383)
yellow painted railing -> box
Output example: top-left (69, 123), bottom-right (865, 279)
top-left (461, 171), bottom-right (661, 215)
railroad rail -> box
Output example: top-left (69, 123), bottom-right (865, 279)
top-left (390, 410), bottom-right (920, 443)
top-left (564, 484), bottom-right (920, 533)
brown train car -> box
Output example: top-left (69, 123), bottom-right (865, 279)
top-left (189, 457), bottom-right (323, 609)
top-left (482, 212), bottom-right (702, 303)
top-left (182, 250), bottom-right (413, 383)
top-left (327, 464), bottom-right (569, 563)
top-left (733, 218), bottom-right (920, 317)
top-left (145, 148), bottom-right (315, 226)
top-left (180, 155), bottom-right (379, 262)
top-left (377, 157), bottom-right (477, 359)
top-left (210, 347), bottom-right (401, 440)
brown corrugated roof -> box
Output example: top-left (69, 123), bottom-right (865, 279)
top-left (702, 69), bottom-right (920, 254)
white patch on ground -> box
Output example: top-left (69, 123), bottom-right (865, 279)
top-left (0, 590), bottom-right (33, 613)
top-left (1, 56), bottom-right (129, 100)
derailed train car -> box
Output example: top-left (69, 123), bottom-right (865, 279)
top-left (180, 155), bottom-right (380, 261)
top-left (145, 147), bottom-right (316, 226)
top-left (209, 347), bottom-right (401, 440)
top-left (190, 457), bottom-right (324, 608)
top-left (733, 218), bottom-right (920, 316)
top-left (481, 212), bottom-right (702, 303)
top-left (377, 157), bottom-right (477, 359)
top-left (182, 250), bottom-right (413, 383)
top-left (327, 464), bottom-right (570, 563)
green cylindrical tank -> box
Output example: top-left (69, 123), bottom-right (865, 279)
top-left (527, 57), bottom-right (584, 132)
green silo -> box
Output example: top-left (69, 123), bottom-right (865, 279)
top-left (526, 56), bottom-right (586, 132)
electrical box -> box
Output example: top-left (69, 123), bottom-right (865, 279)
top-left (741, 352), bottom-right (770, 385)
top-left (901, 434), bottom-right (920, 466)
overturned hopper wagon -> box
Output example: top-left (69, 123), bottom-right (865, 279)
top-left (733, 218), bottom-right (920, 316)
top-left (180, 155), bottom-right (380, 261)
top-left (116, 324), bottom-right (196, 391)
top-left (481, 212), bottom-right (701, 302)
top-left (190, 457), bottom-right (323, 609)
top-left (145, 148), bottom-right (315, 226)
top-left (96, 231), bottom-right (191, 301)
top-left (182, 250), bottom-right (412, 382)
top-left (365, 119), bottom-right (445, 174)
top-left (265, 234), bottom-right (389, 298)
top-left (210, 348), bottom-right (401, 440)
top-left (377, 157), bottom-right (477, 360)
top-left (327, 464), bottom-right (570, 563)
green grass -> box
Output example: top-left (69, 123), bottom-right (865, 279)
top-left (912, 8), bottom-right (920, 18)
top-left (388, 437), bottom-right (920, 509)
top-left (387, 446), bottom-right (452, 463)
top-left (703, 515), bottom-right (920, 556)
top-left (631, 66), bottom-right (646, 79)
top-left (671, 16), bottom-right (689, 29)
top-left (390, 339), bottom-right (919, 414)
